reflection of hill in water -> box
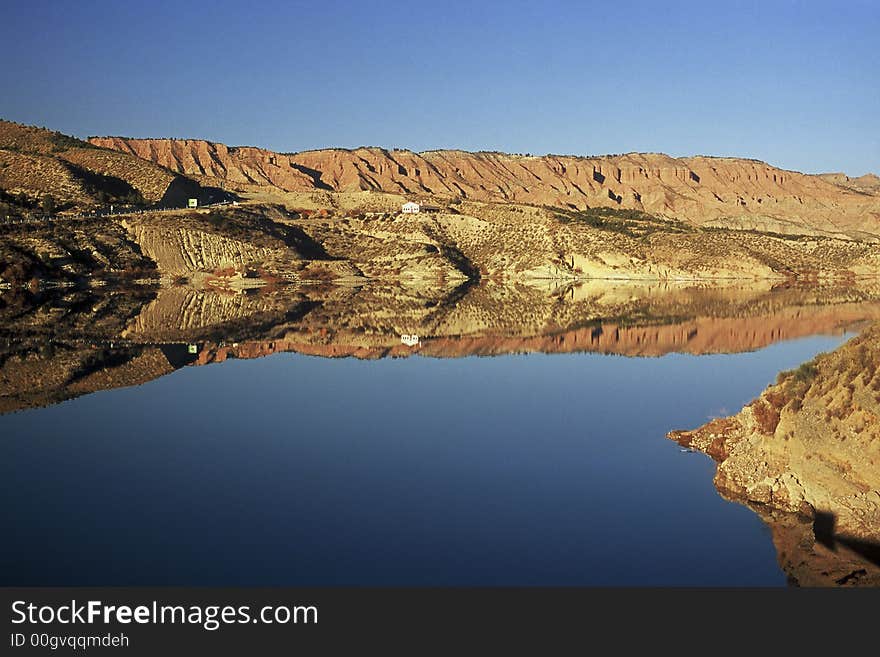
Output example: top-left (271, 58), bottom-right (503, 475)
top-left (3, 280), bottom-right (880, 413)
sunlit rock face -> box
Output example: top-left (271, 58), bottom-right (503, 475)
top-left (671, 323), bottom-right (880, 586)
top-left (91, 137), bottom-right (880, 240)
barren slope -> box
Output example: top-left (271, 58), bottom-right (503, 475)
top-left (0, 121), bottom-right (209, 211)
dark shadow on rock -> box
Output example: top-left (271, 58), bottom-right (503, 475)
top-left (199, 186), bottom-right (239, 205)
top-left (279, 225), bottom-right (335, 260)
top-left (291, 163), bottom-right (333, 191)
top-left (158, 177), bottom-right (239, 208)
top-left (63, 162), bottom-right (142, 202)
top-left (813, 510), bottom-right (880, 570)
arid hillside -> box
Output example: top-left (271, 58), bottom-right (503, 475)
top-left (90, 136), bottom-right (880, 240)
top-left (0, 214), bottom-right (158, 284)
top-left (0, 121), bottom-right (217, 213)
top-left (4, 195), bottom-right (880, 287)
top-left (2, 122), bottom-right (878, 287)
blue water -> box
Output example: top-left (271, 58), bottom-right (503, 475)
top-left (0, 334), bottom-right (849, 586)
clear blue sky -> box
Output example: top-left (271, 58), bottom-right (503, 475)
top-left (1, 0), bottom-right (877, 174)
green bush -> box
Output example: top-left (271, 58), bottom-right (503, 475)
top-left (553, 206), bottom-right (689, 237)
top-left (41, 194), bottom-right (56, 215)
top-left (791, 362), bottom-right (819, 383)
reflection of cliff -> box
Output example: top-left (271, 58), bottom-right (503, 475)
top-left (197, 307), bottom-right (878, 363)
top-left (669, 323), bottom-right (880, 586)
top-left (4, 281), bottom-right (880, 414)
top-left (0, 342), bottom-right (215, 415)
top-left (0, 285), bottom-right (172, 414)
top-left (417, 307), bottom-right (877, 358)
top-left (189, 282), bottom-right (880, 362)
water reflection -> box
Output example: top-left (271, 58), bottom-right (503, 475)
top-left (2, 280), bottom-right (879, 414)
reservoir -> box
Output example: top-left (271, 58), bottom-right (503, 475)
top-left (0, 282), bottom-right (860, 585)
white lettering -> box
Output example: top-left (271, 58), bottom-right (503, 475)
top-left (11, 602), bottom-right (26, 624)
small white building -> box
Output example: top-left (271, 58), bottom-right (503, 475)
top-left (400, 334), bottom-right (420, 347)
top-left (401, 201), bottom-right (420, 214)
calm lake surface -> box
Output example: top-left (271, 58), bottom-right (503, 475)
top-left (0, 331), bottom-right (851, 586)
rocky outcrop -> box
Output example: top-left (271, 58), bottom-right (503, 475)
top-left (818, 172), bottom-right (880, 195)
top-left (4, 193), bottom-right (880, 289)
top-left (292, 201), bottom-right (880, 283)
top-left (117, 204), bottom-right (366, 283)
top-left (6, 121), bottom-right (878, 286)
top-left (669, 324), bottom-right (880, 586)
top-left (90, 136), bottom-right (880, 239)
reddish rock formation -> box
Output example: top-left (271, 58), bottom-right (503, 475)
top-left (90, 136), bottom-right (880, 238)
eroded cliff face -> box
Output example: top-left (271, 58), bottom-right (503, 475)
top-left (90, 137), bottom-right (880, 239)
top-left (123, 221), bottom-right (281, 277)
top-left (117, 204), bottom-right (369, 283)
top-left (88, 138), bottom-right (320, 191)
top-left (670, 325), bottom-right (880, 586)
top-left (817, 173), bottom-right (880, 195)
